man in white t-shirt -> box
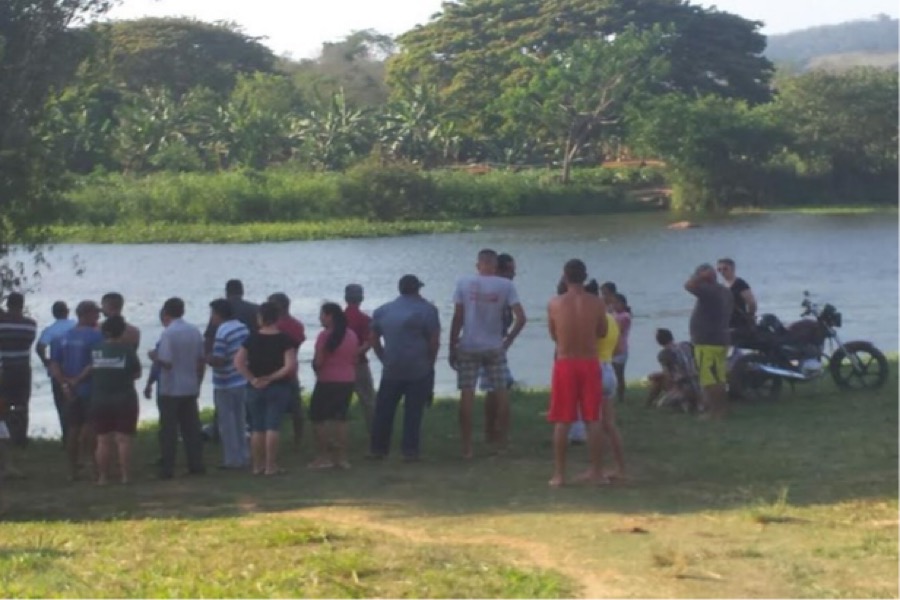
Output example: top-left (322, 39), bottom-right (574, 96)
top-left (449, 249), bottom-right (527, 458)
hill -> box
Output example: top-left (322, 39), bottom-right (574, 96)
top-left (766, 16), bottom-right (898, 71)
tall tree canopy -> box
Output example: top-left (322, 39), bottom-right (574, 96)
top-left (387, 0), bottom-right (774, 138)
top-left (0, 0), bottom-right (115, 292)
top-left (88, 17), bottom-right (277, 97)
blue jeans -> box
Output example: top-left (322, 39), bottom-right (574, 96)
top-left (370, 375), bottom-right (432, 458)
top-left (214, 386), bottom-right (249, 468)
top-left (247, 381), bottom-right (292, 433)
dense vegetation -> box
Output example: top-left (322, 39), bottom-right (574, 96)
top-left (766, 15), bottom-right (899, 71)
top-left (1, 3), bottom-right (897, 254)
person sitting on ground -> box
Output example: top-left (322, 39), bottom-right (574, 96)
top-left (645, 328), bottom-right (700, 412)
top-left (546, 259), bottom-right (608, 487)
top-left (308, 303), bottom-right (359, 470)
top-left (233, 302), bottom-right (297, 476)
top-left (90, 316), bottom-right (142, 485)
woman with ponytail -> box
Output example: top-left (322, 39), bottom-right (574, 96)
top-left (309, 302), bottom-right (359, 469)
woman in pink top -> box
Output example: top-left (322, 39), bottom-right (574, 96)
top-left (610, 293), bottom-right (632, 404)
top-left (309, 302), bottom-right (359, 470)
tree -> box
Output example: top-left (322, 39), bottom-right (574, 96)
top-left (283, 29), bottom-right (395, 109)
top-left (497, 26), bottom-right (667, 182)
top-left (770, 68), bottom-right (898, 189)
top-left (377, 83), bottom-right (462, 167)
top-left (291, 89), bottom-right (373, 171)
top-left (627, 94), bottom-right (786, 210)
top-left (91, 17), bottom-right (277, 97)
top-left (387, 0), bottom-right (773, 139)
top-left (0, 0), bottom-right (115, 293)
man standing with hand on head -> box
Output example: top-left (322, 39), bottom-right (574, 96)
top-left (449, 249), bottom-right (526, 458)
top-left (547, 259), bottom-right (608, 487)
top-left (685, 264), bottom-right (733, 419)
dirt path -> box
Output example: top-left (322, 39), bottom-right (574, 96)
top-left (292, 505), bottom-right (612, 598)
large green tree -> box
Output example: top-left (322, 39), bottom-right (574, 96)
top-left (0, 0), bottom-right (114, 292)
top-left (497, 26), bottom-right (667, 182)
top-left (388, 0), bottom-right (773, 139)
top-left (90, 17), bottom-right (277, 97)
top-left (770, 68), bottom-right (898, 190)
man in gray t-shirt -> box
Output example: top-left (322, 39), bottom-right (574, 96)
top-left (685, 263), bottom-right (733, 419)
top-left (369, 275), bottom-right (441, 460)
top-left (449, 249), bottom-right (527, 458)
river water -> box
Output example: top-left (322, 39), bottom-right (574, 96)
top-left (18, 211), bottom-right (899, 437)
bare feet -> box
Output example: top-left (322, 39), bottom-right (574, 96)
top-left (548, 474), bottom-right (565, 488)
top-left (574, 470), bottom-right (610, 486)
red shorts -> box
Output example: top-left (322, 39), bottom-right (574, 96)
top-left (91, 400), bottom-right (139, 435)
top-left (548, 358), bottom-right (602, 423)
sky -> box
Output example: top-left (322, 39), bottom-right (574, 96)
top-left (105, 0), bottom-right (899, 59)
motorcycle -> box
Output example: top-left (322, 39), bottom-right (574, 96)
top-left (729, 291), bottom-right (889, 400)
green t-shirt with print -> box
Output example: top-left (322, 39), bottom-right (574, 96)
top-left (91, 341), bottom-right (140, 407)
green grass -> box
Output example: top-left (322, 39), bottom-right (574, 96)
top-left (45, 220), bottom-right (473, 244)
top-left (731, 205), bottom-right (898, 215)
top-left (1, 370), bottom-right (897, 598)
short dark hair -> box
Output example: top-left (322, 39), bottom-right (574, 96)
top-left (655, 328), bottom-right (674, 346)
top-left (102, 315), bottom-right (126, 339)
top-left (585, 279), bottom-right (600, 296)
top-left (268, 292), bottom-right (290, 314)
top-left (75, 300), bottom-right (100, 319)
top-left (225, 279), bottom-right (244, 297)
top-left (51, 301), bottom-right (69, 319)
top-left (497, 253), bottom-right (515, 274)
top-left (6, 293), bottom-right (23, 312)
top-left (478, 248), bottom-right (498, 263)
top-left (209, 298), bottom-right (234, 320)
top-left (563, 259), bottom-right (587, 285)
top-left (101, 292), bottom-right (124, 312)
top-left (717, 258), bottom-right (735, 268)
top-left (162, 297), bottom-right (185, 319)
top-left (600, 281), bottom-right (617, 295)
top-left (258, 301), bottom-right (280, 326)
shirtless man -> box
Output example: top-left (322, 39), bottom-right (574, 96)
top-left (101, 293), bottom-right (141, 350)
top-left (547, 259), bottom-right (608, 487)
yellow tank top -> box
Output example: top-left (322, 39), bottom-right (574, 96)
top-left (597, 314), bottom-right (620, 362)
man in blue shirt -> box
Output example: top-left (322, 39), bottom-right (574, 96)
top-left (49, 300), bottom-right (103, 481)
top-left (36, 301), bottom-right (76, 445)
top-left (369, 275), bottom-right (441, 461)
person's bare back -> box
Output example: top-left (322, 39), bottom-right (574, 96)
top-left (548, 291), bottom-right (607, 359)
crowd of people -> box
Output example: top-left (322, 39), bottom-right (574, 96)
top-left (0, 250), bottom-right (755, 487)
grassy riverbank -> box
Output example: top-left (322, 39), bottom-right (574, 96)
top-left (2, 370), bottom-right (896, 598)
top-left (46, 220), bottom-right (473, 244)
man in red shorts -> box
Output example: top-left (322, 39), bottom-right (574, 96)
top-left (547, 259), bottom-right (608, 487)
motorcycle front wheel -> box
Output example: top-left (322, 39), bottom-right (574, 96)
top-left (729, 353), bottom-right (783, 401)
top-left (830, 342), bottom-right (889, 391)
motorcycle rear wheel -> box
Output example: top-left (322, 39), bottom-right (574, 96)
top-left (830, 342), bottom-right (889, 391)
top-left (730, 353), bottom-right (783, 401)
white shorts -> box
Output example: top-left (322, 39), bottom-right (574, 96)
top-left (0, 421), bottom-right (9, 440)
top-left (601, 362), bottom-right (618, 398)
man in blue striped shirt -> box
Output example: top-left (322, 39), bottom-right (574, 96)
top-left (207, 299), bottom-right (250, 469)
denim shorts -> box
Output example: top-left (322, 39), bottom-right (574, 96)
top-left (247, 381), bottom-right (292, 433)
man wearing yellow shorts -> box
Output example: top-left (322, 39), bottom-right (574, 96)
top-left (685, 264), bottom-right (733, 419)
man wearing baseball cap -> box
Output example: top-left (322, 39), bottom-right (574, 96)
top-left (369, 274), bottom-right (440, 461)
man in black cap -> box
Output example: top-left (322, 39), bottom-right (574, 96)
top-left (369, 275), bottom-right (441, 461)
